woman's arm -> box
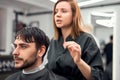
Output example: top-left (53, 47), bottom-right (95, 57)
top-left (63, 41), bottom-right (92, 80)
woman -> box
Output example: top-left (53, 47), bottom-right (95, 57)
top-left (46, 0), bottom-right (103, 80)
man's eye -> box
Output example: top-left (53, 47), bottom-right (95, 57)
top-left (21, 45), bottom-right (27, 49)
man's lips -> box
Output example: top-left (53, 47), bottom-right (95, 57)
top-left (14, 57), bottom-right (23, 63)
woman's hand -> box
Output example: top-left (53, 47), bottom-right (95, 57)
top-left (64, 41), bottom-right (92, 80)
top-left (63, 41), bottom-right (81, 64)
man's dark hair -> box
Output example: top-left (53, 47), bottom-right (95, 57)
top-left (110, 35), bottom-right (113, 40)
top-left (15, 27), bottom-right (50, 60)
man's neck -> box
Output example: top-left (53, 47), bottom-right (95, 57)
top-left (22, 62), bottom-right (45, 74)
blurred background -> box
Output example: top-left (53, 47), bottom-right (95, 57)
top-left (0, 0), bottom-right (120, 80)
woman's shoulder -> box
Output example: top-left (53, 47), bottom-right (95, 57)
top-left (75, 32), bottom-right (97, 47)
top-left (77, 32), bottom-right (94, 40)
top-left (78, 32), bottom-right (100, 48)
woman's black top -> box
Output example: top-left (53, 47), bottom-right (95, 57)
top-left (47, 32), bottom-right (103, 80)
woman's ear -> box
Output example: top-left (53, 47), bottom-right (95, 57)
top-left (38, 45), bottom-right (46, 58)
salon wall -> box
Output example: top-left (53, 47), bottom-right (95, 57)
top-left (80, 5), bottom-right (119, 43)
top-left (0, 8), bottom-right (7, 52)
top-left (27, 13), bottom-right (53, 39)
top-left (0, 7), bottom-right (27, 55)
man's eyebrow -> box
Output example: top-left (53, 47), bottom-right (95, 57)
top-left (13, 43), bottom-right (29, 46)
top-left (19, 43), bottom-right (30, 46)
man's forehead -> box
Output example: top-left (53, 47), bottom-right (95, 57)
top-left (14, 38), bottom-right (27, 44)
top-left (14, 39), bottom-right (36, 48)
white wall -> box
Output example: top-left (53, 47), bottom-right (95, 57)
top-left (113, 8), bottom-right (120, 80)
top-left (0, 8), bottom-right (7, 53)
top-left (80, 5), bottom-right (119, 43)
top-left (81, 5), bottom-right (118, 24)
top-left (27, 14), bottom-right (54, 39)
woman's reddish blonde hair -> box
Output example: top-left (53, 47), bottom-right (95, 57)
top-left (53, 0), bottom-right (84, 40)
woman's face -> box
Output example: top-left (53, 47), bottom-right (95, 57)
top-left (54, 1), bottom-right (73, 29)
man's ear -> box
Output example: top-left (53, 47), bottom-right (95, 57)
top-left (38, 45), bottom-right (46, 58)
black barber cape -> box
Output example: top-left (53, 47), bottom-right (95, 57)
top-left (5, 68), bottom-right (68, 80)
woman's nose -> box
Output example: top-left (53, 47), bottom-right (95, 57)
top-left (56, 11), bottom-right (61, 17)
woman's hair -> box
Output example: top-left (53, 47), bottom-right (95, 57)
top-left (53, 0), bottom-right (84, 40)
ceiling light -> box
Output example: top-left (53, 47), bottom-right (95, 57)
top-left (78, 0), bottom-right (104, 7)
top-left (50, 0), bottom-right (57, 3)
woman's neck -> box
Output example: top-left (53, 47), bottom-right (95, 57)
top-left (61, 27), bottom-right (72, 43)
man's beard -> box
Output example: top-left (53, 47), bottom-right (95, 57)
top-left (14, 51), bottom-right (38, 70)
top-left (19, 58), bottom-right (37, 70)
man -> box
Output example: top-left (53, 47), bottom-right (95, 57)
top-left (103, 35), bottom-right (113, 65)
top-left (103, 35), bottom-right (113, 80)
top-left (5, 27), bottom-right (68, 80)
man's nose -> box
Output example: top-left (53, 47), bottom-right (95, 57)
top-left (12, 47), bottom-right (19, 55)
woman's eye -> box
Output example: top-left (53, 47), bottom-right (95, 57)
top-left (54, 10), bottom-right (58, 14)
top-left (62, 10), bottom-right (67, 13)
